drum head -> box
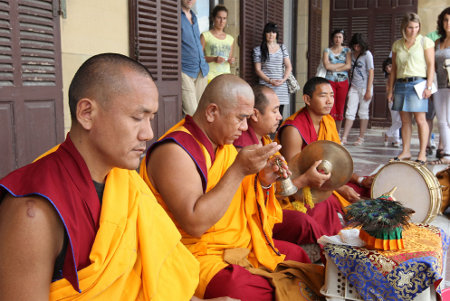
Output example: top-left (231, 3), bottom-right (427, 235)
top-left (371, 162), bottom-right (434, 223)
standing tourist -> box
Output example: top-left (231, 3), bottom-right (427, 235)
top-left (387, 12), bottom-right (435, 164)
top-left (382, 57), bottom-right (403, 147)
top-left (341, 33), bottom-right (374, 146)
top-left (431, 7), bottom-right (450, 165)
top-left (323, 29), bottom-right (352, 132)
top-left (253, 22), bottom-right (293, 115)
top-left (181, 0), bottom-right (209, 116)
top-left (200, 5), bottom-right (235, 82)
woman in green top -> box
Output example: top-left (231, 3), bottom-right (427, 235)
top-left (200, 5), bottom-right (235, 82)
top-left (387, 12), bottom-right (435, 164)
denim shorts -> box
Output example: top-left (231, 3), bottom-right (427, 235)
top-left (392, 79), bottom-right (428, 112)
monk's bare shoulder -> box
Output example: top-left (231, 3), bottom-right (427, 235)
top-left (279, 126), bottom-right (303, 161)
top-left (148, 141), bottom-right (206, 233)
top-left (0, 193), bottom-right (64, 299)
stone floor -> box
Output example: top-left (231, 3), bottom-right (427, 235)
top-left (342, 126), bottom-right (450, 289)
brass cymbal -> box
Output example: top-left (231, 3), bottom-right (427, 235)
top-left (290, 140), bottom-right (353, 192)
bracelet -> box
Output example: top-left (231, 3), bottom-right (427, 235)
top-left (257, 173), bottom-right (272, 189)
top-left (357, 176), bottom-right (365, 186)
top-left (260, 182), bottom-right (272, 190)
top-left (268, 78), bottom-right (272, 84)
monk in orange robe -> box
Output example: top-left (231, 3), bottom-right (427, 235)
top-left (0, 54), bottom-right (209, 300)
top-left (140, 75), bottom-right (322, 300)
top-left (234, 85), bottom-right (331, 247)
top-left (277, 77), bottom-right (372, 238)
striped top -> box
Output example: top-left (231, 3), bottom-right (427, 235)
top-left (253, 44), bottom-right (290, 105)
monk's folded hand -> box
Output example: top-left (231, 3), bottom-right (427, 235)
top-left (336, 184), bottom-right (361, 203)
top-left (236, 143), bottom-right (281, 177)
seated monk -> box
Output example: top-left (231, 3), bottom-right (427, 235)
top-left (276, 77), bottom-right (372, 238)
top-left (140, 74), bottom-right (324, 301)
top-left (0, 53), bottom-right (223, 300)
top-left (234, 85), bottom-right (331, 246)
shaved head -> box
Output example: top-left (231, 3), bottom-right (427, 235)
top-left (68, 53), bottom-right (154, 122)
top-left (196, 74), bottom-right (254, 113)
top-left (253, 85), bottom-right (276, 114)
top-left (193, 74), bottom-right (254, 147)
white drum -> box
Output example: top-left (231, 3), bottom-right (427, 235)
top-left (371, 160), bottom-right (441, 224)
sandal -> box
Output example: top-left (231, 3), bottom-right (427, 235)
top-left (341, 137), bottom-right (347, 145)
top-left (353, 137), bottom-right (364, 146)
top-left (430, 155), bottom-right (450, 165)
top-left (436, 149), bottom-right (444, 159)
top-left (415, 159), bottom-right (427, 165)
top-left (426, 146), bottom-right (433, 156)
top-left (391, 156), bottom-right (411, 161)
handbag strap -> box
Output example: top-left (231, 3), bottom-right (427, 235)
top-left (349, 52), bottom-right (362, 85)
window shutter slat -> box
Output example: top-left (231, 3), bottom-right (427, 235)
top-left (18, 0), bottom-right (57, 86)
top-left (308, 0), bottom-right (322, 78)
top-left (0, 0), bottom-right (12, 86)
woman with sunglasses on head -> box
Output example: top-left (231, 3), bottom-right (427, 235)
top-left (323, 29), bottom-right (352, 134)
top-left (387, 12), bottom-right (435, 164)
top-left (253, 22), bottom-right (293, 115)
top-left (200, 5), bottom-right (235, 83)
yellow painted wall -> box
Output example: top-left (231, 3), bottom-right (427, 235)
top-left (295, 0), bottom-right (308, 109)
top-left (60, 0), bottom-right (129, 133)
top-left (418, 1), bottom-right (450, 36)
top-left (222, 0), bottom-right (240, 76)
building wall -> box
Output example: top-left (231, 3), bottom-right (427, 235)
top-left (295, 0), bottom-right (308, 109)
top-left (222, 0), bottom-right (240, 76)
top-left (60, 0), bottom-right (129, 133)
top-left (418, 0), bottom-right (450, 36)
top-left (295, 0), bottom-right (330, 110)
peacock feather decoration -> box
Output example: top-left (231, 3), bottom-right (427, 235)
top-left (344, 187), bottom-right (415, 250)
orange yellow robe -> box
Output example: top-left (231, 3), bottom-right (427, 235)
top-left (140, 116), bottom-right (285, 297)
top-left (4, 136), bottom-right (199, 300)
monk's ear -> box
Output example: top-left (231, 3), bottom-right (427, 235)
top-left (76, 98), bottom-right (96, 130)
top-left (205, 103), bottom-right (219, 122)
top-left (251, 108), bottom-right (259, 122)
top-left (303, 94), bottom-right (311, 107)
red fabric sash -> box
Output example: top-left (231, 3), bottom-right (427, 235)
top-left (233, 126), bottom-right (260, 148)
top-left (278, 108), bottom-right (317, 148)
top-left (0, 135), bottom-right (100, 292)
top-left (147, 116), bottom-right (214, 192)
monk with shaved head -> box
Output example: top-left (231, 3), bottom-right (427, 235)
top-left (0, 53), bottom-right (203, 300)
top-left (140, 74), bottom-right (323, 300)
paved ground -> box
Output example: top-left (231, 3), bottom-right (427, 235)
top-left (342, 126), bottom-right (450, 288)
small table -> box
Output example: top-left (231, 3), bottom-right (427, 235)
top-left (321, 224), bottom-right (449, 300)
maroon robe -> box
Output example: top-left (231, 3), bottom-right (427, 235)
top-left (0, 135), bottom-right (101, 292)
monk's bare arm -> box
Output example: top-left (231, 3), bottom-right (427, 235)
top-left (148, 142), bottom-right (280, 237)
top-left (0, 194), bottom-right (64, 300)
top-left (279, 126), bottom-right (303, 163)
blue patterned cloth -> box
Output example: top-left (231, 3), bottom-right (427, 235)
top-left (324, 225), bottom-right (448, 300)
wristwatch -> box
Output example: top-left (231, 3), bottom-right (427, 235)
top-left (427, 86), bottom-right (432, 90)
